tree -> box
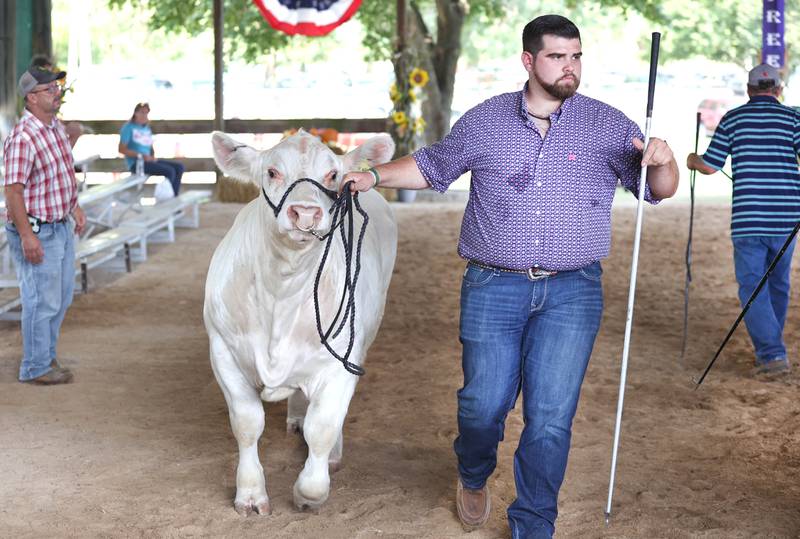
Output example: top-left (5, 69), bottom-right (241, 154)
top-left (109, 0), bottom-right (795, 146)
top-left (671, 0), bottom-right (797, 70)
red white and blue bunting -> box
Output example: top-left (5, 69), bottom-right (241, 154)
top-left (252, 0), bottom-right (362, 36)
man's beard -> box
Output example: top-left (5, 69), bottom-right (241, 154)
top-left (46, 96), bottom-right (62, 114)
top-left (535, 71), bottom-right (580, 100)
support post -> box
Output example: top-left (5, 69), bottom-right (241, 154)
top-left (214, 0), bottom-right (224, 132)
top-left (0, 0), bottom-right (17, 139)
top-left (213, 0), bottom-right (225, 184)
top-left (32, 0), bottom-right (52, 60)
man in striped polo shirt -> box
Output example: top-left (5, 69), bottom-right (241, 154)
top-left (687, 63), bottom-right (800, 376)
top-left (3, 67), bottom-right (87, 385)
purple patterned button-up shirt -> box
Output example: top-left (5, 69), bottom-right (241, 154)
top-left (413, 86), bottom-right (658, 271)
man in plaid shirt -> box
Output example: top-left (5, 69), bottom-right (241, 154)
top-left (3, 66), bottom-right (86, 385)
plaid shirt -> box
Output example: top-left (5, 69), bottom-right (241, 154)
top-left (3, 110), bottom-right (78, 222)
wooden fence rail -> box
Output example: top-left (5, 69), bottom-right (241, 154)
top-left (64, 117), bottom-right (390, 174)
top-left (71, 117), bottom-right (389, 135)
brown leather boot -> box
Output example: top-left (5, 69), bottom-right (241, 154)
top-left (456, 480), bottom-right (490, 529)
top-left (22, 367), bottom-right (74, 385)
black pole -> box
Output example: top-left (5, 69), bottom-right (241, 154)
top-left (645, 33), bottom-right (660, 117)
top-left (694, 220), bottom-right (800, 387)
top-left (680, 111), bottom-right (701, 360)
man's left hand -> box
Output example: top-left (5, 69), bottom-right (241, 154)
top-left (633, 137), bottom-right (673, 168)
top-left (72, 205), bottom-right (86, 236)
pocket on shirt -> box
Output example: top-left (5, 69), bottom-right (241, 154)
top-left (564, 149), bottom-right (606, 171)
top-left (564, 150), bottom-right (614, 192)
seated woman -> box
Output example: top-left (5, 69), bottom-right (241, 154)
top-left (118, 102), bottom-right (183, 196)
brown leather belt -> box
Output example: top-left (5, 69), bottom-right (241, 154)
top-left (468, 260), bottom-right (557, 281)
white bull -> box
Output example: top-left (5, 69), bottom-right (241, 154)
top-left (205, 130), bottom-right (397, 515)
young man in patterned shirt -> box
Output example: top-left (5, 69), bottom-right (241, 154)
top-left (3, 67), bottom-right (86, 385)
top-left (345, 14), bottom-right (678, 538)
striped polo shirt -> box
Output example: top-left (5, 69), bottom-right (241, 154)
top-left (702, 95), bottom-right (800, 238)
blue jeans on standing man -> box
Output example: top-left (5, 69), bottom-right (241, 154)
top-left (132, 159), bottom-right (184, 196)
top-left (455, 261), bottom-right (604, 539)
top-left (732, 235), bottom-right (796, 365)
top-left (6, 221), bottom-right (75, 381)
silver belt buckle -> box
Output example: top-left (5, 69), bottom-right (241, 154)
top-left (526, 267), bottom-right (551, 281)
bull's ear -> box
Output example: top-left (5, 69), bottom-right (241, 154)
top-left (342, 134), bottom-right (396, 171)
top-left (211, 131), bottom-right (258, 182)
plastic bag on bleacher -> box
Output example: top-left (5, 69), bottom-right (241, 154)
top-left (154, 179), bottom-right (175, 202)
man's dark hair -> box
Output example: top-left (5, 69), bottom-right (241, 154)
top-left (750, 80), bottom-right (778, 91)
top-left (522, 15), bottom-right (581, 57)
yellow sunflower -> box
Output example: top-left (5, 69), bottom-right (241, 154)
top-left (389, 83), bottom-right (400, 103)
top-left (409, 68), bottom-right (429, 88)
top-left (392, 110), bottom-right (408, 125)
top-left (413, 117), bottom-right (427, 135)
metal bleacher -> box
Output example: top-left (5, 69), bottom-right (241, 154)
top-left (0, 174), bottom-right (211, 320)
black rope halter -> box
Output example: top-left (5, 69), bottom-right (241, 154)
top-left (260, 176), bottom-right (370, 377)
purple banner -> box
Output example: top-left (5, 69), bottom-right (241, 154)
top-left (762, 0), bottom-right (785, 68)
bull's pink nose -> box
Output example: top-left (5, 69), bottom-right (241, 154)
top-left (287, 205), bottom-right (323, 230)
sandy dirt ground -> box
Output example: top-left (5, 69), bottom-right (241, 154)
top-left (1, 200), bottom-right (798, 539)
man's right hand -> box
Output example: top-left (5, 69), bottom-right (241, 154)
top-left (686, 153), bottom-right (717, 175)
top-left (22, 234), bottom-right (44, 264)
top-left (341, 171), bottom-right (376, 194)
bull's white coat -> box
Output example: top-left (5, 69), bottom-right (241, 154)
top-left (205, 130), bottom-right (397, 515)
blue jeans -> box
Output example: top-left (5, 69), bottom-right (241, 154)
top-left (732, 235), bottom-right (796, 364)
top-left (456, 261), bottom-right (604, 539)
top-left (6, 222), bottom-right (75, 381)
top-left (132, 159), bottom-right (184, 195)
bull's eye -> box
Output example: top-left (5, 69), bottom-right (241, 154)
top-left (323, 170), bottom-right (338, 187)
top-left (268, 168), bottom-right (277, 179)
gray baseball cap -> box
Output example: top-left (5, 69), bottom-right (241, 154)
top-left (18, 67), bottom-right (67, 98)
top-left (748, 63), bottom-right (781, 86)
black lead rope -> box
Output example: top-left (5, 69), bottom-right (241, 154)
top-left (261, 178), bottom-right (369, 376)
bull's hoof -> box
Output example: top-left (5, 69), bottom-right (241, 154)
top-left (234, 497), bottom-right (272, 516)
top-left (286, 421), bottom-right (303, 436)
top-left (293, 481), bottom-right (328, 513)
